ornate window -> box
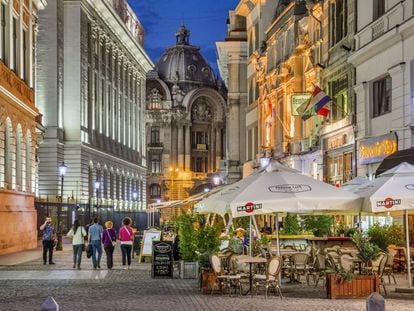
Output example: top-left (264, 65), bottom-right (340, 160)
top-left (149, 152), bottom-right (161, 173)
top-left (150, 126), bottom-right (160, 144)
top-left (329, 0), bottom-right (347, 46)
top-left (149, 184), bottom-right (161, 199)
top-left (148, 88), bottom-right (162, 109)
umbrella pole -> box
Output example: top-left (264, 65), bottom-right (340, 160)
top-left (405, 210), bottom-right (412, 287)
top-left (276, 213), bottom-right (280, 257)
top-left (249, 215), bottom-right (253, 257)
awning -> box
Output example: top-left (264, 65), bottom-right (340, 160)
top-left (375, 147), bottom-right (414, 176)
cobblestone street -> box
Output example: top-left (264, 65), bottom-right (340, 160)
top-left (0, 245), bottom-right (413, 311)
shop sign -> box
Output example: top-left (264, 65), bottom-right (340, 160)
top-left (326, 134), bottom-right (346, 151)
top-left (291, 93), bottom-right (311, 116)
top-left (358, 133), bottom-right (397, 165)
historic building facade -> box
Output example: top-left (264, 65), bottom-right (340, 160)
top-left (349, 0), bottom-right (414, 179)
top-left (36, 0), bottom-right (152, 229)
top-left (146, 26), bottom-right (227, 217)
top-left (216, 9), bottom-right (248, 183)
top-left (0, 0), bottom-right (46, 255)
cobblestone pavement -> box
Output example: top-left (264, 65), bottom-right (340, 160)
top-left (0, 246), bottom-right (413, 311)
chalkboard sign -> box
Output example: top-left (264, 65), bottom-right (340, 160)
top-left (151, 241), bottom-right (173, 278)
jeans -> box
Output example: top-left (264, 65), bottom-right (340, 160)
top-left (42, 240), bottom-right (54, 263)
top-left (104, 245), bottom-right (114, 269)
top-left (120, 244), bottom-right (132, 266)
top-left (73, 244), bottom-right (83, 267)
top-left (90, 240), bottom-right (102, 268)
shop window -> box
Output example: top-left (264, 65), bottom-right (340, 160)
top-left (372, 75), bottom-right (391, 118)
top-left (326, 152), bottom-right (352, 186)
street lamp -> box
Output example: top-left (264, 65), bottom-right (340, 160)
top-left (94, 178), bottom-right (101, 214)
top-left (56, 161), bottom-right (67, 251)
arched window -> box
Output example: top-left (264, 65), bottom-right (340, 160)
top-left (149, 184), bottom-right (161, 199)
top-left (15, 125), bottom-right (23, 190)
top-left (25, 132), bottom-right (32, 192)
top-left (4, 119), bottom-right (12, 188)
top-left (148, 88), bottom-right (161, 109)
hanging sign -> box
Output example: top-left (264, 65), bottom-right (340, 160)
top-left (291, 93), bottom-right (311, 116)
top-left (358, 133), bottom-right (397, 165)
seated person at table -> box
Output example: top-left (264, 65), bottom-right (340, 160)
top-left (260, 222), bottom-right (272, 234)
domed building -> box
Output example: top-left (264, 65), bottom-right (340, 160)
top-left (145, 25), bottom-right (227, 216)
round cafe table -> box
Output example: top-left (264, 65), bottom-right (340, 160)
top-left (236, 255), bottom-right (267, 296)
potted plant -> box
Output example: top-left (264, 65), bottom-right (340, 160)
top-left (302, 215), bottom-right (334, 237)
top-left (175, 213), bottom-right (199, 279)
top-left (367, 223), bottom-right (404, 251)
top-left (282, 213), bottom-right (303, 235)
top-left (352, 231), bottom-right (381, 270)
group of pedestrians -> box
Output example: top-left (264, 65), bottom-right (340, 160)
top-left (40, 216), bottom-right (135, 270)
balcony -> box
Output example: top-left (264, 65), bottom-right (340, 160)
top-left (0, 61), bottom-right (35, 109)
top-left (147, 142), bottom-right (163, 148)
top-left (355, 1), bottom-right (413, 50)
top-left (192, 144), bottom-right (208, 151)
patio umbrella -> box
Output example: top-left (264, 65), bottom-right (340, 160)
top-left (341, 176), bottom-right (369, 191)
top-left (352, 162), bottom-right (414, 288)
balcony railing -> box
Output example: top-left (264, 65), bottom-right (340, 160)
top-left (355, 0), bottom-right (413, 50)
top-left (148, 142), bottom-right (163, 148)
top-left (192, 144), bottom-right (208, 151)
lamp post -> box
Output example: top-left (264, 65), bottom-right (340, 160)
top-left (94, 178), bottom-right (100, 218)
top-left (56, 162), bottom-right (67, 251)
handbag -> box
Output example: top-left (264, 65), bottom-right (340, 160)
top-left (81, 244), bottom-right (86, 252)
top-left (106, 229), bottom-right (116, 247)
top-left (86, 244), bottom-right (92, 258)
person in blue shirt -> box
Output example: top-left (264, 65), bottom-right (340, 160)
top-left (88, 217), bottom-right (103, 269)
top-left (40, 217), bottom-right (56, 265)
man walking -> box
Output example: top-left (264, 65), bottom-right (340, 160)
top-left (40, 217), bottom-right (56, 265)
top-left (88, 217), bottom-right (103, 269)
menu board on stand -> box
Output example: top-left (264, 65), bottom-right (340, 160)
top-left (139, 228), bottom-right (161, 263)
top-left (151, 240), bottom-right (173, 278)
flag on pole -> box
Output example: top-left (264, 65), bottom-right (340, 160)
top-left (297, 86), bottom-right (331, 121)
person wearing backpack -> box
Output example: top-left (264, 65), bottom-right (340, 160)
top-left (102, 221), bottom-right (117, 269)
top-left (66, 219), bottom-right (87, 269)
top-left (119, 217), bottom-right (134, 269)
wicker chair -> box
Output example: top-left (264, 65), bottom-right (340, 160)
top-left (290, 253), bottom-right (311, 284)
top-left (384, 252), bottom-right (397, 284)
top-left (313, 254), bottom-right (327, 288)
top-left (253, 256), bottom-right (283, 298)
top-left (378, 255), bottom-right (388, 296)
top-left (210, 254), bottom-right (242, 295)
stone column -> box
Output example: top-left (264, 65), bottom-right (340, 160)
top-left (177, 124), bottom-right (184, 169)
top-left (184, 124), bottom-right (191, 171)
top-left (216, 126), bottom-right (222, 171)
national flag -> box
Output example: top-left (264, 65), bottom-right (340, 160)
top-left (299, 86), bottom-right (331, 121)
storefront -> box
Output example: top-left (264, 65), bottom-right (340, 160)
top-left (322, 127), bottom-right (355, 186)
top-left (357, 132), bottom-right (398, 179)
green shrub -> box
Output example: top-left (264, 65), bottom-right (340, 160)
top-left (367, 223), bottom-right (404, 251)
top-left (352, 231), bottom-right (381, 269)
top-left (302, 215), bottom-right (334, 237)
top-left (283, 213), bottom-right (302, 235)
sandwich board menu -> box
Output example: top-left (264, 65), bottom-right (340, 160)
top-left (151, 240), bottom-right (173, 278)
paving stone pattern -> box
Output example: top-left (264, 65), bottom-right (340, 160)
top-left (0, 248), bottom-right (413, 311)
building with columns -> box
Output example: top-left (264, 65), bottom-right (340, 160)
top-left (36, 0), bottom-right (153, 230)
top-left (146, 25), bottom-right (227, 218)
top-left (216, 8), bottom-right (248, 183)
top-left (0, 0), bottom-right (46, 255)
top-left (349, 0), bottom-right (414, 179)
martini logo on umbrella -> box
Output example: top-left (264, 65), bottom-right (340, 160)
top-left (268, 184), bottom-right (312, 193)
top-left (237, 202), bottom-right (262, 213)
top-left (376, 197), bottom-right (401, 209)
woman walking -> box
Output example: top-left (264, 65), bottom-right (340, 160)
top-left (119, 217), bottom-right (134, 269)
top-left (66, 219), bottom-right (87, 269)
top-left (102, 221), bottom-right (116, 269)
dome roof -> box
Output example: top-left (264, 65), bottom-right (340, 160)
top-left (154, 25), bottom-right (216, 87)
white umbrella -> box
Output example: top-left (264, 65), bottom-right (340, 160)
top-left (341, 176), bottom-right (369, 191)
top-left (352, 162), bottom-right (414, 288)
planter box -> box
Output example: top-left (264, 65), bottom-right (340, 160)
top-left (179, 260), bottom-right (199, 279)
top-left (326, 274), bottom-right (380, 299)
top-left (199, 270), bottom-right (219, 294)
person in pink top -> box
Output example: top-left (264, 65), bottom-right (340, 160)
top-left (119, 217), bottom-right (134, 269)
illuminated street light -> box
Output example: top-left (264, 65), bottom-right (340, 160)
top-left (56, 162), bottom-right (68, 251)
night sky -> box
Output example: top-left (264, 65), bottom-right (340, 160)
top-left (129, 0), bottom-right (240, 76)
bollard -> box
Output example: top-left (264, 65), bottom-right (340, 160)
top-left (41, 296), bottom-right (59, 311)
top-left (366, 292), bottom-right (385, 311)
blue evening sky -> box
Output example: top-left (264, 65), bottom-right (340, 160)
top-left (129, 0), bottom-right (240, 76)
